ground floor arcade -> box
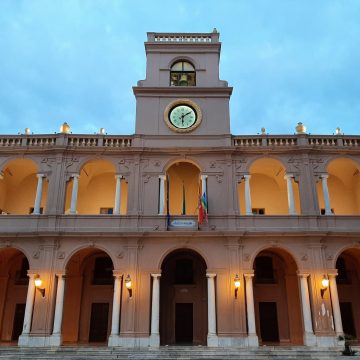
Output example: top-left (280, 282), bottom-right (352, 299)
top-left (0, 238), bottom-right (359, 348)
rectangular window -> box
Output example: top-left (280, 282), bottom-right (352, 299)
top-left (93, 257), bottom-right (113, 285)
top-left (252, 208), bottom-right (265, 215)
top-left (100, 207), bottom-right (113, 214)
top-left (255, 256), bottom-right (275, 283)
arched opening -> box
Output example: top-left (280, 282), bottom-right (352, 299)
top-left (170, 60), bottom-right (196, 86)
top-left (317, 158), bottom-right (360, 215)
top-left (62, 248), bottom-right (114, 344)
top-left (336, 248), bottom-right (360, 341)
top-left (64, 160), bottom-right (128, 214)
top-left (253, 248), bottom-right (303, 345)
top-left (0, 248), bottom-right (29, 343)
top-left (160, 249), bottom-right (207, 345)
top-left (239, 158), bottom-right (301, 215)
top-left (0, 159), bottom-right (48, 215)
top-left (166, 162), bottom-right (200, 215)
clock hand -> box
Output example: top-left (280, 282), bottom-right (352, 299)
top-left (183, 111), bottom-right (192, 117)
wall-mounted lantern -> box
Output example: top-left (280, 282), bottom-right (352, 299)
top-left (34, 275), bottom-right (45, 298)
top-left (125, 274), bottom-right (132, 298)
top-left (234, 274), bottom-right (241, 299)
top-left (320, 275), bottom-right (329, 298)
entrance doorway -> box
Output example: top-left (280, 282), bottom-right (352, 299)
top-left (175, 303), bottom-right (193, 344)
top-left (11, 304), bottom-right (26, 341)
top-left (89, 303), bottom-right (110, 342)
top-left (62, 249), bottom-right (114, 344)
top-left (253, 249), bottom-right (303, 345)
top-left (259, 302), bottom-right (279, 342)
top-left (336, 250), bottom-right (360, 342)
top-left (160, 249), bottom-right (207, 345)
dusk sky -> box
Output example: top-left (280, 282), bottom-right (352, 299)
top-left (0, 0), bottom-right (359, 135)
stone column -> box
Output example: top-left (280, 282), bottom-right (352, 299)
top-left (298, 272), bottom-right (316, 346)
top-left (114, 175), bottom-right (122, 215)
top-left (18, 273), bottom-right (36, 345)
top-left (244, 175), bottom-right (253, 215)
top-left (111, 274), bottom-right (122, 335)
top-left (329, 273), bottom-right (344, 336)
top-left (244, 272), bottom-right (259, 346)
top-left (33, 174), bottom-right (45, 215)
top-left (69, 174), bottom-right (80, 215)
top-left (320, 174), bottom-right (332, 215)
top-left (284, 174), bottom-right (296, 215)
top-left (206, 273), bottom-right (218, 346)
top-left (158, 175), bottom-right (166, 215)
top-left (50, 273), bottom-right (66, 346)
top-left (150, 273), bottom-right (161, 346)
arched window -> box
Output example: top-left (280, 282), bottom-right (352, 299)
top-left (170, 60), bottom-right (196, 86)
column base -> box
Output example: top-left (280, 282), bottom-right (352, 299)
top-left (207, 334), bottom-right (219, 347)
top-left (303, 332), bottom-right (317, 346)
top-left (149, 334), bottom-right (160, 347)
top-left (49, 334), bottom-right (62, 346)
top-left (18, 334), bottom-right (54, 347)
top-left (247, 334), bottom-right (259, 347)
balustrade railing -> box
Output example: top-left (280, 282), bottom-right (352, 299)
top-left (0, 134), bottom-right (359, 150)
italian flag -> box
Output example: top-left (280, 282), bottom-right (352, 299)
top-left (198, 189), bottom-right (208, 225)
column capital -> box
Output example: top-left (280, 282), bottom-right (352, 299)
top-left (27, 270), bottom-right (38, 279)
top-left (200, 174), bottom-right (208, 180)
top-left (284, 173), bottom-right (294, 180)
top-left (36, 173), bottom-right (45, 179)
top-left (151, 273), bottom-right (162, 278)
top-left (327, 269), bottom-right (338, 278)
top-left (243, 174), bottom-right (251, 180)
top-left (244, 270), bottom-right (255, 278)
top-left (297, 271), bottom-right (310, 278)
top-left (112, 270), bottom-right (123, 278)
top-left (56, 272), bottom-right (66, 278)
top-left (115, 174), bottom-right (123, 179)
top-left (320, 173), bottom-right (329, 179)
top-left (72, 173), bottom-right (80, 179)
top-left (159, 174), bottom-right (166, 180)
top-left (206, 273), bottom-right (216, 278)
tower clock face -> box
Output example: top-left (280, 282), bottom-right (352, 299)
top-left (164, 99), bottom-right (202, 133)
top-left (169, 104), bottom-right (197, 129)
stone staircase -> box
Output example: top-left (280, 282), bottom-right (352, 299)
top-left (0, 346), bottom-right (359, 360)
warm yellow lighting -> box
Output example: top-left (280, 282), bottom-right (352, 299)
top-left (234, 275), bottom-right (241, 288)
top-left (321, 276), bottom-right (329, 289)
top-left (34, 275), bottom-right (45, 298)
top-left (234, 274), bottom-right (240, 299)
top-left (320, 275), bottom-right (329, 299)
top-left (125, 274), bottom-right (132, 297)
top-left (125, 276), bottom-right (132, 289)
top-left (34, 276), bottom-right (43, 288)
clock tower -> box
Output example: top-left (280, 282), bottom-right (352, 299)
top-left (133, 30), bottom-right (233, 146)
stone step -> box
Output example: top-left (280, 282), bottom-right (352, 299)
top-left (0, 347), bottom-right (359, 360)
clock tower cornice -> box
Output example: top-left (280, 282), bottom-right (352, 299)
top-left (133, 86), bottom-right (233, 97)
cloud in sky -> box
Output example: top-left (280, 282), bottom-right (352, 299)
top-left (0, 0), bottom-right (359, 135)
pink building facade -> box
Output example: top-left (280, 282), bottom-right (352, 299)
top-left (0, 31), bottom-right (360, 348)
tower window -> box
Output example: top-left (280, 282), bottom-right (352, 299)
top-left (170, 61), bottom-right (196, 86)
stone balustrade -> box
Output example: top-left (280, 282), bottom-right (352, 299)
top-left (0, 134), bottom-right (359, 150)
top-left (148, 32), bottom-right (217, 43)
